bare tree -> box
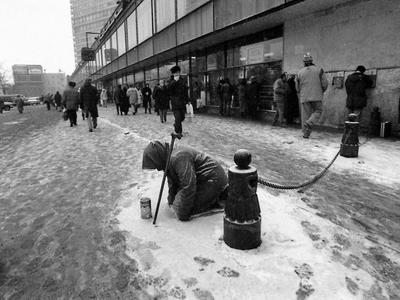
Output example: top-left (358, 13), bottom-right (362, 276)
top-left (0, 63), bottom-right (10, 95)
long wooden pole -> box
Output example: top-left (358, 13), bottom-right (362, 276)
top-left (153, 134), bottom-right (176, 225)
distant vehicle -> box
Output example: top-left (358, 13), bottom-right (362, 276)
top-left (25, 97), bottom-right (41, 105)
top-left (0, 94), bottom-right (26, 106)
top-left (0, 98), bottom-right (13, 111)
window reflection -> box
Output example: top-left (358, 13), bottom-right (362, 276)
top-left (137, 0), bottom-right (152, 43)
top-left (117, 24), bottom-right (126, 55)
top-left (155, 0), bottom-right (175, 32)
top-left (127, 12), bottom-right (137, 50)
top-left (111, 33), bottom-right (118, 60)
top-left (177, 0), bottom-right (209, 19)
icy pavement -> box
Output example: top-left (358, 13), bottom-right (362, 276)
top-left (0, 105), bottom-right (399, 299)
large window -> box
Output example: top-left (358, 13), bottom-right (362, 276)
top-left (177, 0), bottom-right (209, 18)
top-left (127, 12), bottom-right (137, 50)
top-left (117, 23), bottom-right (126, 55)
top-left (104, 39), bottom-right (111, 64)
top-left (155, 0), bottom-right (175, 32)
top-left (111, 32), bottom-right (118, 60)
top-left (239, 38), bottom-right (283, 66)
top-left (137, 0), bottom-right (153, 43)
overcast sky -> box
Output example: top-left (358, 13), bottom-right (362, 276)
top-left (0, 0), bottom-right (75, 81)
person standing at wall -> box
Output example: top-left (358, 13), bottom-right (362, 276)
top-left (168, 65), bottom-right (189, 139)
top-left (296, 53), bottom-right (328, 138)
top-left (126, 84), bottom-right (138, 115)
top-left (80, 78), bottom-right (99, 132)
top-left (272, 72), bottom-right (288, 126)
top-left (345, 65), bottom-right (373, 122)
top-left (286, 74), bottom-right (300, 124)
top-left (154, 79), bottom-right (169, 123)
top-left (221, 78), bottom-right (233, 116)
top-left (237, 79), bottom-right (247, 118)
top-left (246, 76), bottom-right (260, 120)
top-left (113, 85), bottom-right (122, 115)
top-left (62, 81), bottom-right (80, 127)
top-left (142, 83), bottom-right (152, 114)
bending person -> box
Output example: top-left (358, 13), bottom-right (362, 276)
top-left (142, 141), bottom-right (228, 221)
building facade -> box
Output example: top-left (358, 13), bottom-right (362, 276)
top-left (12, 65), bottom-right (43, 97)
top-left (70, 0), bottom-right (400, 135)
top-left (42, 73), bottom-right (67, 95)
top-left (70, 0), bottom-right (117, 65)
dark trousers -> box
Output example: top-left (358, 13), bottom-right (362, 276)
top-left (115, 103), bottom-right (120, 115)
top-left (173, 109), bottom-right (185, 134)
top-left (160, 109), bottom-right (167, 122)
top-left (46, 102), bottom-right (51, 110)
top-left (67, 109), bottom-right (77, 125)
top-left (143, 99), bottom-right (152, 113)
top-left (132, 104), bottom-right (138, 114)
top-left (248, 104), bottom-right (257, 120)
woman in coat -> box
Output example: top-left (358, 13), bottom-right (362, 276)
top-left (154, 79), bottom-right (169, 123)
top-left (142, 141), bottom-right (228, 221)
top-left (100, 89), bottom-right (108, 107)
top-left (119, 86), bottom-right (130, 115)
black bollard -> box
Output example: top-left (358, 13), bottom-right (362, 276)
top-left (223, 149), bottom-right (261, 250)
top-left (340, 113), bottom-right (359, 158)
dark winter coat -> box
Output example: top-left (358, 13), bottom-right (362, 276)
top-left (153, 85), bottom-right (169, 110)
top-left (168, 77), bottom-right (189, 110)
top-left (120, 88), bottom-right (130, 112)
top-left (345, 72), bottom-right (373, 109)
top-left (142, 141), bottom-right (228, 221)
top-left (221, 83), bottom-right (232, 103)
top-left (245, 82), bottom-right (259, 105)
top-left (62, 86), bottom-right (80, 110)
top-left (141, 86), bottom-right (152, 102)
top-left (54, 92), bottom-right (62, 106)
top-left (80, 82), bottom-right (99, 117)
top-left (113, 87), bottom-right (123, 104)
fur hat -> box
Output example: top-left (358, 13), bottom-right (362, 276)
top-left (170, 65), bottom-right (181, 74)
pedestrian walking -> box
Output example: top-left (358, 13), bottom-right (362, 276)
top-left (153, 83), bottom-right (160, 115)
top-left (120, 86), bottom-right (130, 115)
top-left (44, 93), bottom-right (52, 110)
top-left (16, 96), bottom-right (24, 114)
top-left (62, 81), bottom-right (80, 127)
top-left (286, 75), bottom-right (300, 124)
top-left (126, 84), bottom-right (139, 115)
top-left (54, 91), bottom-right (62, 111)
top-left (168, 65), bottom-right (189, 139)
top-left (100, 89), bottom-right (108, 107)
top-left (245, 76), bottom-right (260, 120)
top-left (221, 78), bottom-right (233, 116)
top-left (142, 83), bottom-right (152, 114)
top-left (272, 72), bottom-right (288, 126)
top-left (113, 85), bottom-right (123, 115)
top-left (345, 65), bottom-right (373, 122)
top-left (80, 78), bottom-right (99, 132)
top-left (142, 141), bottom-right (228, 221)
top-left (296, 53), bottom-right (328, 138)
top-left (154, 79), bottom-right (169, 123)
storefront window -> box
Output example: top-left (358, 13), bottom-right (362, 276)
top-left (239, 38), bottom-right (283, 66)
top-left (191, 55), bottom-right (206, 74)
top-left (177, 0), bottom-right (209, 19)
top-left (111, 32), bottom-right (118, 60)
top-left (158, 60), bottom-right (177, 80)
top-left (155, 0), bottom-right (175, 32)
top-left (127, 74), bottom-right (134, 84)
top-left (207, 50), bottom-right (224, 71)
top-left (127, 11), bottom-right (137, 49)
top-left (117, 23), bottom-right (126, 55)
top-left (134, 70), bottom-right (145, 88)
top-left (104, 39), bottom-right (111, 64)
top-left (137, 0), bottom-right (153, 43)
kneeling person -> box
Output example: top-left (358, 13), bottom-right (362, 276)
top-left (142, 141), bottom-right (228, 221)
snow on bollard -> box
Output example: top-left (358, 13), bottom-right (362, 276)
top-left (340, 113), bottom-right (359, 158)
top-left (223, 149), bottom-right (261, 250)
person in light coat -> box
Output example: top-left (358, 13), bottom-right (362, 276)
top-left (296, 53), bottom-right (328, 138)
top-left (100, 89), bottom-right (108, 107)
top-left (126, 84), bottom-right (139, 115)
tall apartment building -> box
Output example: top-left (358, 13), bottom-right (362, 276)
top-left (70, 0), bottom-right (117, 65)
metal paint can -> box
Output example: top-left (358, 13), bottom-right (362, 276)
top-left (140, 197), bottom-right (152, 219)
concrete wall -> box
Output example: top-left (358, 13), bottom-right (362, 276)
top-left (284, 0), bottom-right (400, 134)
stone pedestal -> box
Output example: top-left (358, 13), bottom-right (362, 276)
top-left (223, 150), bottom-right (261, 250)
top-left (340, 115), bottom-right (360, 158)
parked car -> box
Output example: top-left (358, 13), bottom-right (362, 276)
top-left (0, 94), bottom-right (25, 106)
top-left (0, 99), bottom-right (13, 112)
top-left (25, 97), bottom-right (41, 105)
